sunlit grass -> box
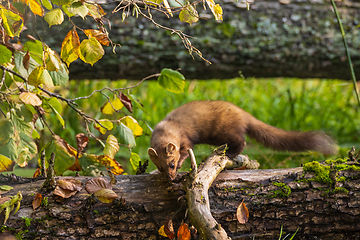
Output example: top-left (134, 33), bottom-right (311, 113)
top-left (42, 77), bottom-right (358, 174)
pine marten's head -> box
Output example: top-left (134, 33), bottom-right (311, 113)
top-left (148, 142), bottom-right (180, 181)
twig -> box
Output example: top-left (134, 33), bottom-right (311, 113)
top-left (330, 0), bottom-right (360, 107)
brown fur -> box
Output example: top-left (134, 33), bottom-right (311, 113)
top-left (148, 100), bottom-right (338, 180)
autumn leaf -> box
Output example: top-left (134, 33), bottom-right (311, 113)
top-left (61, 29), bottom-right (80, 66)
top-left (26, 0), bottom-right (44, 16)
top-left (97, 155), bottom-right (124, 175)
top-left (94, 188), bottom-right (118, 203)
top-left (19, 92), bottom-right (42, 106)
top-left (23, 51), bottom-right (30, 70)
top-left (79, 37), bottom-right (104, 66)
top-left (101, 96), bottom-right (124, 115)
top-left (119, 116), bottom-right (143, 137)
top-left (179, 3), bottom-right (199, 25)
top-left (44, 8), bottom-right (64, 27)
top-left (177, 223), bottom-right (191, 240)
top-left (236, 200), bottom-right (249, 224)
top-left (28, 66), bottom-right (54, 87)
top-left (164, 218), bottom-right (175, 240)
top-left (93, 119), bottom-right (113, 134)
top-left (53, 178), bottom-right (83, 198)
top-left (119, 92), bottom-right (133, 113)
top-left (158, 225), bottom-right (168, 237)
top-left (33, 168), bottom-right (41, 178)
top-left (76, 133), bottom-right (89, 156)
top-left (85, 177), bottom-right (112, 194)
top-left (85, 3), bottom-right (106, 19)
top-left (0, 155), bottom-right (15, 173)
top-left (32, 193), bottom-right (42, 210)
top-left (205, 0), bottom-right (223, 21)
top-left (103, 135), bottom-right (119, 159)
top-left (0, 8), bottom-right (24, 37)
top-left (84, 29), bottom-right (110, 46)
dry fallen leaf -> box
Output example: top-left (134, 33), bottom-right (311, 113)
top-left (32, 193), bottom-right (42, 210)
top-left (85, 177), bottom-right (112, 194)
top-left (76, 133), bottom-right (89, 156)
top-left (177, 223), bottom-right (191, 240)
top-left (53, 179), bottom-right (83, 198)
top-left (164, 218), bottom-right (175, 240)
top-left (236, 200), bottom-right (249, 224)
top-left (32, 168), bottom-right (41, 178)
top-left (94, 188), bottom-right (118, 203)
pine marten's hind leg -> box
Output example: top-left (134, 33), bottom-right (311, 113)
top-left (225, 135), bottom-right (246, 159)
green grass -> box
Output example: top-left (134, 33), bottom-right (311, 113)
top-left (40, 77), bottom-right (358, 174)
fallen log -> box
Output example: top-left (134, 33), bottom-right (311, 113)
top-left (1, 155), bottom-right (359, 239)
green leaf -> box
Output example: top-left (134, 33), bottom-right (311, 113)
top-left (103, 135), bottom-right (119, 159)
top-left (14, 51), bottom-right (40, 79)
top-left (23, 40), bottom-right (43, 63)
top-left (129, 94), bottom-right (148, 115)
top-left (0, 120), bottom-right (17, 162)
top-left (44, 8), bottom-right (64, 27)
top-left (51, 0), bottom-right (74, 6)
top-left (43, 135), bottom-right (76, 175)
top-left (0, 8), bottom-right (24, 37)
top-left (28, 66), bottom-right (54, 87)
top-left (157, 68), bottom-right (185, 93)
top-left (79, 37), bottom-right (104, 66)
top-left (41, 0), bottom-right (53, 10)
top-left (130, 152), bottom-right (141, 171)
top-left (47, 98), bottom-right (65, 127)
top-left (0, 45), bottom-right (12, 64)
top-left (116, 123), bottom-right (136, 147)
top-left (66, 1), bottom-right (89, 19)
top-left (0, 185), bottom-right (13, 191)
top-left (179, 3), bottom-right (199, 25)
top-left (48, 61), bottom-right (69, 86)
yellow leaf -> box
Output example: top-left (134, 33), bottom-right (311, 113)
top-left (103, 135), bottom-right (119, 159)
top-left (93, 119), bottom-right (113, 134)
top-left (79, 37), bottom-right (104, 66)
top-left (120, 116), bottom-right (143, 137)
top-left (101, 97), bottom-right (124, 115)
top-left (26, 0), bottom-right (44, 16)
top-left (0, 154), bottom-right (15, 172)
top-left (61, 29), bottom-right (80, 66)
top-left (84, 29), bottom-right (110, 46)
top-left (162, 0), bottom-right (173, 17)
top-left (28, 66), bottom-right (54, 87)
top-left (158, 225), bottom-right (168, 237)
top-left (205, 0), bottom-right (223, 21)
top-left (94, 188), bottom-right (118, 203)
top-left (19, 92), bottom-right (42, 106)
top-left (97, 155), bottom-right (124, 175)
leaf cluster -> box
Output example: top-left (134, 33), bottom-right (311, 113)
top-left (0, 0), bottom-right (188, 176)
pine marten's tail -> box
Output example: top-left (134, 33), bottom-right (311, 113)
top-left (245, 116), bottom-right (338, 155)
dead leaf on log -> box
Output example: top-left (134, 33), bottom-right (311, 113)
top-left (236, 200), bottom-right (249, 224)
top-left (164, 218), bottom-right (175, 240)
top-left (85, 177), bottom-right (112, 194)
top-left (53, 179), bottom-right (83, 198)
top-left (32, 193), bottom-right (42, 210)
top-left (94, 188), bottom-right (118, 203)
top-left (177, 223), bottom-right (191, 240)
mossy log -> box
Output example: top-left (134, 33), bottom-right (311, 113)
top-left (30, 0), bottom-right (360, 80)
top-left (1, 158), bottom-right (360, 239)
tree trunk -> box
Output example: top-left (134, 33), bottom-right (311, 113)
top-left (1, 160), bottom-right (360, 239)
top-left (31, 0), bottom-right (360, 80)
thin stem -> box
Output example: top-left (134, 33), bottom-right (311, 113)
top-left (330, 0), bottom-right (360, 106)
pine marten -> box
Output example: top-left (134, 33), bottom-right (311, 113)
top-left (148, 100), bottom-right (338, 180)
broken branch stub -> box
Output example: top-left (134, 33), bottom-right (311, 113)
top-left (185, 149), bottom-right (232, 239)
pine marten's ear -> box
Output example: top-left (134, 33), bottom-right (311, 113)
top-left (148, 148), bottom-right (158, 160)
top-left (166, 142), bottom-right (178, 155)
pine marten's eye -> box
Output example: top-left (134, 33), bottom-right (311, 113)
top-left (169, 162), bottom-right (175, 169)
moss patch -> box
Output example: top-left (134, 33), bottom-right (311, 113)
top-left (303, 161), bottom-right (332, 185)
top-left (269, 182), bottom-right (291, 198)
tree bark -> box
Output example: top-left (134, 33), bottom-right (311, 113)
top-left (30, 0), bottom-right (360, 80)
top-left (1, 159), bottom-right (360, 239)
